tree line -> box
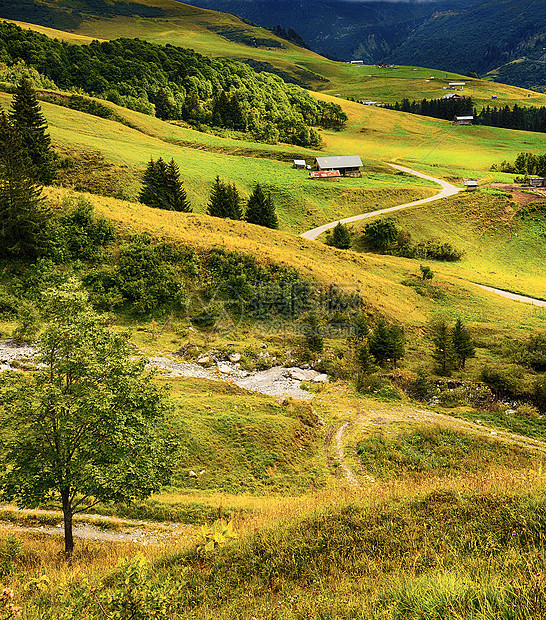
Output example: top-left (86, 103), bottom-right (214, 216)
top-left (492, 152), bottom-right (546, 177)
top-left (0, 21), bottom-right (347, 147)
top-left (386, 95), bottom-right (546, 133)
top-left (138, 159), bottom-right (279, 228)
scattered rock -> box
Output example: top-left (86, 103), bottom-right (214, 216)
top-left (276, 397), bottom-right (289, 406)
top-left (313, 374), bottom-right (329, 383)
top-left (197, 355), bottom-right (210, 364)
top-left (188, 470), bottom-right (198, 478)
top-left (228, 352), bottom-right (241, 363)
top-left (217, 363), bottom-right (233, 375)
top-left (260, 342), bottom-right (268, 349)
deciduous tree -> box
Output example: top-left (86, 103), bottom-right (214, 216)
top-left (0, 281), bottom-right (173, 556)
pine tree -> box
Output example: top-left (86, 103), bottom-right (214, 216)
top-left (245, 183), bottom-right (278, 228)
top-left (431, 318), bottom-right (455, 375)
top-left (303, 311), bottom-right (323, 353)
top-left (139, 158), bottom-right (191, 212)
top-left (165, 159), bottom-right (191, 212)
top-left (451, 318), bottom-right (475, 369)
top-left (155, 88), bottom-right (172, 121)
top-left (9, 77), bottom-right (56, 184)
top-left (369, 319), bottom-right (405, 367)
top-left (207, 176), bottom-right (242, 220)
top-left (0, 113), bottom-right (49, 257)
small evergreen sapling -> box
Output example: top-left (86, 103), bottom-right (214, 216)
top-left (451, 318), bottom-right (475, 369)
top-left (326, 222), bottom-right (351, 249)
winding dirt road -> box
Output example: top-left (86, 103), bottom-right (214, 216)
top-left (300, 163), bottom-right (462, 241)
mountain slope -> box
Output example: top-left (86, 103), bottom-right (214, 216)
top-left (180, 0), bottom-right (546, 91)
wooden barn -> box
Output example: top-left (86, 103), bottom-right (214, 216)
top-left (455, 115), bottom-right (474, 125)
top-left (314, 155), bottom-right (363, 178)
top-left (529, 176), bottom-right (546, 187)
top-left (464, 179), bottom-right (478, 191)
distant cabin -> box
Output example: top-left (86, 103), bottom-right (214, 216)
top-left (350, 60), bottom-right (364, 65)
top-left (449, 82), bottom-right (466, 89)
top-left (529, 176), bottom-right (546, 187)
top-left (464, 180), bottom-right (478, 191)
top-left (442, 93), bottom-right (464, 100)
top-left (359, 100), bottom-right (377, 106)
top-left (293, 159), bottom-right (306, 169)
top-left (315, 155), bottom-right (363, 178)
top-left (455, 116), bottom-right (474, 125)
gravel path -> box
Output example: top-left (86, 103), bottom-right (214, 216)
top-left (300, 163), bottom-right (462, 240)
top-left (474, 284), bottom-right (546, 308)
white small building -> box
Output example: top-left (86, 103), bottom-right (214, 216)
top-left (449, 82), bottom-right (466, 89)
top-left (359, 100), bottom-right (377, 106)
top-left (464, 180), bottom-right (478, 191)
top-left (293, 159), bottom-right (306, 169)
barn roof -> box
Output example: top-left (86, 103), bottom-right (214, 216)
top-left (315, 155), bottom-right (363, 169)
top-left (294, 159), bottom-right (306, 166)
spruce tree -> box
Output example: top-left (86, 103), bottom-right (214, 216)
top-left (451, 318), bottom-right (475, 369)
top-left (9, 77), bottom-right (56, 184)
top-left (245, 183), bottom-right (278, 229)
top-left (165, 159), bottom-right (191, 212)
top-left (369, 319), bottom-right (405, 367)
top-left (0, 113), bottom-right (49, 257)
top-left (155, 88), bottom-right (173, 121)
top-left (431, 318), bottom-right (455, 375)
top-left (139, 157), bottom-right (191, 212)
top-left (207, 176), bottom-right (242, 220)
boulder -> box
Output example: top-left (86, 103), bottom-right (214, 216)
top-left (313, 374), bottom-right (329, 383)
top-left (228, 352), bottom-right (241, 363)
top-left (188, 470), bottom-right (198, 478)
top-left (217, 363), bottom-right (233, 375)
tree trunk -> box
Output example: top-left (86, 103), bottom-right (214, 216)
top-left (61, 489), bottom-right (74, 557)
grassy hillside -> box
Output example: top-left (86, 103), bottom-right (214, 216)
top-left (5, 9), bottom-right (546, 107)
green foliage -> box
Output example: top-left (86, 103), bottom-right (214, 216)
top-left (0, 21), bottom-right (341, 147)
top-left (356, 426), bottom-right (533, 480)
top-left (451, 318), bottom-right (476, 369)
top-left (0, 536), bottom-right (22, 577)
top-left (302, 311), bottom-right (324, 353)
top-left (197, 519), bottom-right (238, 554)
top-left (369, 318), bottom-right (405, 367)
top-left (480, 365), bottom-right (519, 393)
top-left (430, 318), bottom-right (455, 376)
top-left (8, 77), bottom-right (56, 184)
top-left (93, 554), bottom-right (179, 620)
top-left (245, 184), bottom-right (278, 229)
top-left (207, 176), bottom-right (243, 220)
top-left (0, 112), bottom-right (50, 258)
top-left (0, 280), bottom-right (174, 555)
top-left (363, 218), bottom-right (398, 253)
top-left (139, 158), bottom-right (192, 213)
top-left (408, 368), bottom-right (434, 401)
top-left (46, 196), bottom-right (116, 263)
top-left (12, 301), bottom-right (40, 344)
top-left (419, 265), bottom-right (433, 281)
top-left (326, 222), bottom-right (351, 249)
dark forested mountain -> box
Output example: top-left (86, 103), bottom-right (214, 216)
top-left (180, 0), bottom-right (546, 91)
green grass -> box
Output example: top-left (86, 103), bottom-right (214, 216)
top-left (355, 424), bottom-right (538, 481)
top-left (162, 376), bottom-right (327, 493)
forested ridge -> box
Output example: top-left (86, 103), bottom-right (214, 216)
top-left (386, 96), bottom-right (546, 133)
top-left (0, 21), bottom-right (347, 146)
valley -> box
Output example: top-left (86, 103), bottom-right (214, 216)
top-left (0, 2), bottom-right (545, 619)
